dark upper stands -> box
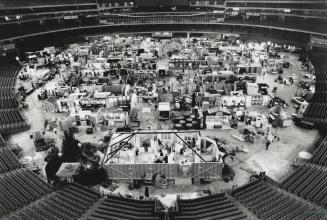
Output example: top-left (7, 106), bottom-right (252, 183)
top-left (173, 193), bottom-right (249, 220)
top-left (231, 179), bottom-right (323, 220)
top-left (83, 195), bottom-right (161, 220)
top-left (0, 0), bottom-right (326, 42)
top-left (0, 0), bottom-right (97, 8)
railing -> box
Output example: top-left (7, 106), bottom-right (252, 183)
top-left (225, 7), bottom-right (327, 18)
top-left (225, 1), bottom-right (327, 10)
top-left (103, 162), bottom-right (223, 180)
top-left (100, 12), bottom-right (224, 24)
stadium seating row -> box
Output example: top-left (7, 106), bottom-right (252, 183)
top-left (301, 116), bottom-right (327, 127)
top-left (0, 168), bottom-right (52, 217)
top-left (0, 109), bottom-right (26, 124)
top-left (303, 103), bottom-right (327, 119)
top-left (7, 183), bottom-right (101, 220)
top-left (0, 134), bottom-right (5, 146)
top-left (82, 195), bottom-right (161, 220)
top-left (0, 60), bottom-right (30, 134)
top-left (283, 163), bottom-right (327, 207)
top-left (310, 91), bottom-right (327, 104)
top-left (302, 48), bottom-right (327, 127)
top-left (0, 97), bottom-right (19, 109)
top-left (0, 138), bottom-right (103, 220)
top-left (0, 60), bottom-right (20, 96)
top-left (231, 180), bottom-right (322, 220)
top-left (0, 146), bottom-right (21, 173)
top-left (310, 50), bottom-right (327, 91)
top-left (0, 109), bottom-right (30, 135)
top-left (173, 193), bottom-right (248, 220)
top-left (311, 137), bottom-right (327, 166)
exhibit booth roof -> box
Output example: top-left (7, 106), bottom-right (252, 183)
top-left (102, 130), bottom-right (205, 165)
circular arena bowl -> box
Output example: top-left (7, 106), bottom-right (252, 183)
top-left (0, 0), bottom-right (327, 219)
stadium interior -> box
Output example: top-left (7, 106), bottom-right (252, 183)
top-left (0, 0), bottom-right (327, 219)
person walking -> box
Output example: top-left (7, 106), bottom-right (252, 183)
top-left (265, 139), bottom-right (271, 150)
top-left (144, 186), bottom-right (149, 198)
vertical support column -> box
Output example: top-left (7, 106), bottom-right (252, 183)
top-left (59, 17), bottom-right (64, 27)
top-left (279, 15), bottom-right (285, 22)
top-left (306, 34), bottom-right (312, 52)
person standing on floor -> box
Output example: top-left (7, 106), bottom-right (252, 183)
top-left (144, 187), bottom-right (149, 198)
top-left (265, 139), bottom-right (271, 150)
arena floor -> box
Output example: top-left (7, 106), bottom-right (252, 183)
top-left (6, 47), bottom-right (320, 196)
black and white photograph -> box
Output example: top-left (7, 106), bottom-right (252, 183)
top-left (0, 0), bottom-right (327, 219)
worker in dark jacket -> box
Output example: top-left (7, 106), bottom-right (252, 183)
top-left (266, 139), bottom-right (271, 150)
